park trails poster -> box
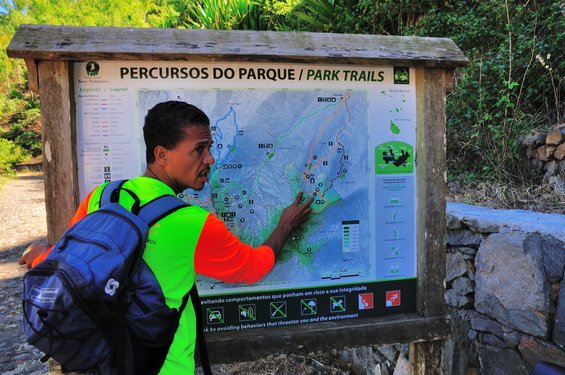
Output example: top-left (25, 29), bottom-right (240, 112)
top-left (74, 60), bottom-right (417, 331)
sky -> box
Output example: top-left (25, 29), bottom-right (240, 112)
top-left (0, 0), bottom-right (12, 15)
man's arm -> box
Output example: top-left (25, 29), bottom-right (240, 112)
top-left (18, 240), bottom-right (49, 269)
top-left (194, 191), bottom-right (314, 284)
top-left (262, 191), bottom-right (314, 257)
top-left (18, 188), bottom-right (96, 269)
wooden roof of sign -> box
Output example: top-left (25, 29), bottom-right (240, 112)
top-left (8, 24), bottom-right (468, 68)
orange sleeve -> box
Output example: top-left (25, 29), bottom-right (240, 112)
top-left (31, 188), bottom-right (96, 268)
top-left (66, 188), bottom-right (94, 227)
top-left (194, 214), bottom-right (275, 284)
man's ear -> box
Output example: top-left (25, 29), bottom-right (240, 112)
top-left (153, 145), bottom-right (168, 166)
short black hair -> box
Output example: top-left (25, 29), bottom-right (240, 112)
top-left (143, 101), bottom-right (210, 164)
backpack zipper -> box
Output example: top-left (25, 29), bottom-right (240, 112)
top-left (60, 234), bottom-right (112, 252)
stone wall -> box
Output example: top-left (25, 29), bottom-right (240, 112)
top-left (521, 123), bottom-right (565, 191)
top-left (445, 202), bottom-right (565, 375)
top-left (309, 202), bottom-right (565, 375)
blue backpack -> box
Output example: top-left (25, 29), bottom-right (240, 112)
top-left (22, 180), bottom-right (193, 374)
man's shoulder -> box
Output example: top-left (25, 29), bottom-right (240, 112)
top-left (156, 205), bottom-right (211, 232)
top-left (124, 177), bottom-right (175, 203)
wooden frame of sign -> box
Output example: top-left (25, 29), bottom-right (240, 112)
top-left (8, 24), bottom-right (467, 374)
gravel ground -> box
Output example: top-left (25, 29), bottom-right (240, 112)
top-left (0, 173), bottom-right (353, 375)
top-left (0, 173), bottom-right (49, 375)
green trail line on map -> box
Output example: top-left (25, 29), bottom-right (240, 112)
top-left (200, 96), bottom-right (345, 214)
top-left (244, 182), bottom-right (328, 271)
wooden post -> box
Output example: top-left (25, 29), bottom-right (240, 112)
top-left (38, 60), bottom-right (79, 243)
top-left (415, 67), bottom-right (448, 318)
top-left (410, 340), bottom-right (445, 375)
top-left (24, 59), bottom-right (39, 94)
top-left (409, 67), bottom-right (451, 374)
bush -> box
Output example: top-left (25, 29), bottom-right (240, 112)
top-left (13, 129), bottom-right (42, 156)
top-left (327, 0), bottom-right (565, 182)
top-left (2, 108), bottom-right (41, 156)
top-left (419, 1), bottom-right (565, 180)
top-left (8, 89), bottom-right (24, 100)
top-left (0, 138), bottom-right (30, 175)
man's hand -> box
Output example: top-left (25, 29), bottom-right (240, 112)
top-left (18, 240), bottom-right (48, 269)
top-left (263, 192), bottom-right (314, 257)
top-left (278, 192), bottom-right (315, 233)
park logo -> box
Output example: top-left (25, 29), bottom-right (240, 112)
top-left (385, 290), bottom-right (401, 307)
top-left (86, 61), bottom-right (100, 77)
top-left (393, 67), bottom-right (410, 84)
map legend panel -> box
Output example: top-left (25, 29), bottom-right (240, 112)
top-left (342, 220), bottom-right (360, 253)
top-left (374, 176), bottom-right (416, 280)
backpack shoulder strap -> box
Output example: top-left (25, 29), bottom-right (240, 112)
top-left (137, 195), bottom-right (188, 227)
top-left (190, 284), bottom-right (212, 375)
top-left (100, 179), bottom-right (147, 215)
top-left (100, 180), bottom-right (187, 223)
top-left (99, 179), bottom-right (128, 207)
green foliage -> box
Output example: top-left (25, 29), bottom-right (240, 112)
top-left (6, 0), bottom-right (162, 27)
top-left (345, 0), bottom-right (433, 35)
top-left (257, 0), bottom-right (305, 31)
top-left (0, 0), bottom-right (183, 174)
top-left (0, 137), bottom-right (30, 175)
top-left (0, 81), bottom-right (42, 161)
top-left (9, 89), bottom-right (23, 100)
top-left (2, 116), bottom-right (42, 156)
top-left (0, 0), bottom-right (563, 187)
top-left (292, 0), bottom-right (337, 32)
top-left (179, 0), bottom-right (266, 30)
top-left (415, 0), bottom-right (565, 180)
top-left (278, 0), bottom-right (357, 32)
top-left (24, 94), bottom-right (40, 110)
top-left (0, 0), bottom-right (180, 91)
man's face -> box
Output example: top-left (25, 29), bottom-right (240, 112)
top-left (164, 125), bottom-right (215, 191)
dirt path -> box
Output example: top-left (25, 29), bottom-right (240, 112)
top-left (0, 173), bottom-right (48, 374)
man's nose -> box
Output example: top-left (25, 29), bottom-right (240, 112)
top-left (206, 151), bottom-right (215, 165)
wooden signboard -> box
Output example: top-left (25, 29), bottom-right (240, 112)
top-left (8, 24), bottom-right (467, 373)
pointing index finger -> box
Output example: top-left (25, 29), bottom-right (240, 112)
top-left (293, 191), bottom-right (304, 205)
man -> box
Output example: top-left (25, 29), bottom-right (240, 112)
top-left (20, 100), bottom-right (314, 374)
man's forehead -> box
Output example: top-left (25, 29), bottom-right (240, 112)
top-left (182, 125), bottom-right (212, 141)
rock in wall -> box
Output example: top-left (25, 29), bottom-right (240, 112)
top-left (446, 202), bottom-right (565, 375)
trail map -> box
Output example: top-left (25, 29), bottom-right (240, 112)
top-left (140, 89), bottom-right (371, 294)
